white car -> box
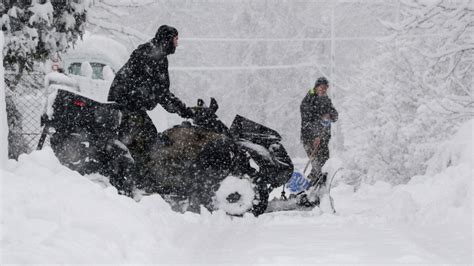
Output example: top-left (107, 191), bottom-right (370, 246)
top-left (61, 33), bottom-right (129, 101)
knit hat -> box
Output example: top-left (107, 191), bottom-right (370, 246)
top-left (314, 77), bottom-right (329, 87)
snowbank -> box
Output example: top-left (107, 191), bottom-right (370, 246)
top-left (0, 121), bottom-right (471, 264)
top-left (332, 119), bottom-right (473, 225)
top-left (1, 148), bottom-right (183, 264)
top-left (425, 119), bottom-right (473, 175)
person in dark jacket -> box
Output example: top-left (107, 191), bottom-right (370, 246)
top-left (300, 77), bottom-right (338, 183)
top-left (108, 25), bottom-right (194, 171)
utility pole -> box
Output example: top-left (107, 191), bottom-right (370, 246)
top-left (330, 1), bottom-right (344, 152)
top-left (330, 1), bottom-right (335, 83)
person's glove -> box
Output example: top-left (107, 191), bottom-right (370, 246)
top-left (320, 119), bottom-right (331, 128)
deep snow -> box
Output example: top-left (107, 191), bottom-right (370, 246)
top-left (1, 121), bottom-right (472, 264)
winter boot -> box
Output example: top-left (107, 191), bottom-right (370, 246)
top-left (297, 193), bottom-right (320, 207)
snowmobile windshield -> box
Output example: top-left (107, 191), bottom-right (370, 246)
top-left (229, 115), bottom-right (282, 146)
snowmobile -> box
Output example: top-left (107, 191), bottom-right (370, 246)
top-left (39, 87), bottom-right (294, 216)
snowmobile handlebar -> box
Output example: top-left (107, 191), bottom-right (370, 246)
top-left (190, 98), bottom-right (217, 117)
top-left (190, 98), bottom-right (229, 134)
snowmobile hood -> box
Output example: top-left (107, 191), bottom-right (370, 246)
top-left (152, 25), bottom-right (178, 55)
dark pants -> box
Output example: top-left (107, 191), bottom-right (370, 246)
top-left (303, 137), bottom-right (330, 182)
top-left (118, 109), bottom-right (158, 174)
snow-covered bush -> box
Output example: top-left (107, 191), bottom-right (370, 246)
top-left (341, 119), bottom-right (473, 225)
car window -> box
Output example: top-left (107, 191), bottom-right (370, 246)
top-left (90, 62), bottom-right (106, 80)
top-left (68, 62), bottom-right (110, 80)
top-left (68, 62), bottom-right (82, 76)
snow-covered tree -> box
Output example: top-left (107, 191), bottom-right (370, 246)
top-left (1, 0), bottom-right (90, 86)
top-left (1, 0), bottom-right (90, 158)
top-left (342, 49), bottom-right (429, 185)
top-left (341, 0), bottom-right (473, 186)
top-left (382, 0), bottom-right (473, 119)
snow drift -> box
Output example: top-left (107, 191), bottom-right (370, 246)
top-left (0, 120), bottom-right (471, 264)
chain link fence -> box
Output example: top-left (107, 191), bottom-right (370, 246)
top-left (6, 71), bottom-right (47, 158)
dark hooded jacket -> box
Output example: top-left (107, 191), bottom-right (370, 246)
top-left (300, 88), bottom-right (338, 145)
top-left (108, 25), bottom-right (192, 118)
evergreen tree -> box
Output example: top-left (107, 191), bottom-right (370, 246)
top-left (1, 0), bottom-right (89, 158)
top-left (1, 0), bottom-right (89, 86)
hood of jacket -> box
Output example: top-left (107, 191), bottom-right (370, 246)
top-left (152, 25), bottom-right (178, 55)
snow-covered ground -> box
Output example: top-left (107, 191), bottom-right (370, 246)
top-left (1, 120), bottom-right (472, 264)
